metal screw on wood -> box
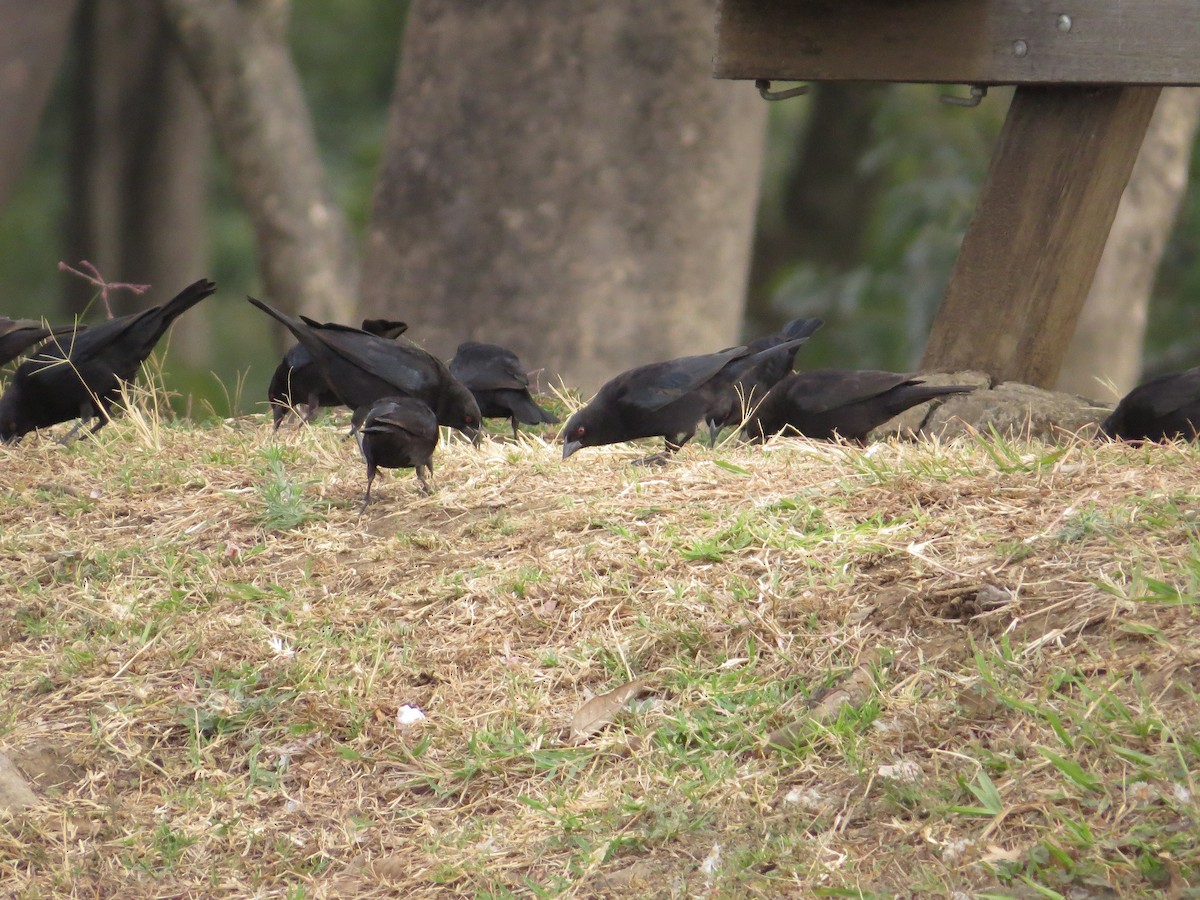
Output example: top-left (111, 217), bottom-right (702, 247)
top-left (941, 85), bottom-right (989, 108)
top-left (754, 79), bottom-right (810, 101)
top-left (1013, 39), bottom-right (1029, 57)
top-left (1057, 14), bottom-right (1072, 32)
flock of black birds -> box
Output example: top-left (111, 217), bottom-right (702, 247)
top-left (3, 278), bottom-right (1200, 513)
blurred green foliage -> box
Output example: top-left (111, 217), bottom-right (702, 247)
top-left (0, 6), bottom-right (1197, 419)
top-left (0, 0), bottom-right (406, 419)
top-left (755, 84), bottom-right (1010, 371)
top-left (756, 84), bottom-right (1200, 378)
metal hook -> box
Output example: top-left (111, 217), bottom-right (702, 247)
top-left (755, 79), bottom-right (810, 102)
top-left (940, 85), bottom-right (988, 108)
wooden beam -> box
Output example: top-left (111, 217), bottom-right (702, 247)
top-left (715, 0), bottom-right (1200, 86)
top-left (919, 85), bottom-right (1161, 387)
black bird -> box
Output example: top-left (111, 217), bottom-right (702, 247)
top-left (742, 369), bottom-right (976, 444)
top-left (246, 297), bottom-right (480, 441)
top-left (1, 318), bottom-right (85, 368)
top-left (448, 341), bottom-right (559, 439)
top-left (359, 396), bottom-right (439, 513)
top-left (704, 316), bottom-right (824, 444)
top-left (561, 339), bottom-right (807, 461)
top-left (268, 317), bottom-right (409, 429)
top-left (1101, 367), bottom-right (1200, 442)
top-left (0, 279), bottom-right (216, 443)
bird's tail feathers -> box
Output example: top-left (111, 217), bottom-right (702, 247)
top-left (160, 279), bottom-right (218, 323)
top-left (781, 317), bottom-right (825, 342)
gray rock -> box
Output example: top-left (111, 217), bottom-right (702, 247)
top-left (880, 370), bottom-right (993, 438)
top-left (874, 371), bottom-right (1112, 441)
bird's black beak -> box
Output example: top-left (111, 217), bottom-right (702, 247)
top-left (562, 439), bottom-right (582, 460)
top-left (467, 426), bottom-right (482, 448)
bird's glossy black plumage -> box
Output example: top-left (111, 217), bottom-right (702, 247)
top-left (0, 319), bottom-right (84, 368)
top-left (448, 341), bottom-right (558, 439)
top-left (247, 296), bottom-right (480, 441)
top-left (1101, 367), bottom-right (1200, 442)
top-left (359, 396), bottom-right (439, 513)
top-left (704, 316), bottom-right (824, 443)
top-left (0, 279), bottom-right (216, 443)
top-left (561, 340), bottom-right (807, 461)
top-left (268, 318), bottom-right (408, 428)
top-left (743, 369), bottom-right (975, 443)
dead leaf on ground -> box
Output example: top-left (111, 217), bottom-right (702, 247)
top-left (590, 859), bottom-right (656, 893)
top-left (766, 662), bottom-right (879, 753)
top-left (570, 677), bottom-right (651, 743)
top-left (0, 750), bottom-right (38, 814)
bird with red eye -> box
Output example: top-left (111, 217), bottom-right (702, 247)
top-left (561, 423), bottom-right (587, 458)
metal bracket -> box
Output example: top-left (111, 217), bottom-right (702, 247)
top-left (754, 79), bottom-right (810, 102)
top-left (940, 85), bottom-right (989, 108)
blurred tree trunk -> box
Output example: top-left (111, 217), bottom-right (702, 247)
top-left (0, 1), bottom-right (78, 215)
top-left (1056, 88), bottom-right (1200, 399)
top-left (66, 0), bottom-right (211, 365)
top-left (361, 0), bottom-right (767, 391)
top-left (160, 0), bottom-right (357, 323)
top-left (745, 84), bottom-right (884, 337)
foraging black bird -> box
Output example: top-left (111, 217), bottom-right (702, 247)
top-left (561, 339), bottom-right (807, 461)
top-left (0, 279), bottom-right (216, 443)
top-left (448, 341), bottom-right (559, 439)
top-left (359, 396), bottom-right (439, 513)
top-left (742, 369), bottom-right (976, 444)
top-left (1101, 367), bottom-right (1200, 442)
top-left (1, 318), bottom-right (85, 368)
top-left (268, 317), bottom-right (409, 429)
top-left (704, 316), bottom-right (824, 444)
top-left (246, 296), bottom-right (480, 440)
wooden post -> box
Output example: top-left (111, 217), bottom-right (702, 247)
top-left (919, 85), bottom-right (1161, 387)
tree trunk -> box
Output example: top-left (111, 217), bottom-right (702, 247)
top-left (0, 0), bottom-right (78, 215)
top-left (361, 0), bottom-right (767, 392)
top-left (66, 0), bottom-right (211, 364)
top-left (159, 0), bottom-right (357, 323)
top-left (1056, 87), bottom-right (1200, 399)
top-left (745, 84), bottom-right (884, 337)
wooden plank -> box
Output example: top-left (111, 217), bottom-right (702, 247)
top-left (919, 85), bottom-right (1161, 387)
top-left (715, 0), bottom-right (1200, 86)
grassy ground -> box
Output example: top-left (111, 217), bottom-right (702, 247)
top-left (1, 401), bottom-right (1198, 898)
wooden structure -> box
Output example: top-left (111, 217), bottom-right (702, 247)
top-left (715, 0), bottom-right (1200, 387)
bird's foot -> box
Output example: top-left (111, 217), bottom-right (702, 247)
top-left (633, 452), bottom-right (672, 467)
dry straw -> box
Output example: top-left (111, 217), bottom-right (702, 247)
top-left (0, 385), bottom-right (1198, 896)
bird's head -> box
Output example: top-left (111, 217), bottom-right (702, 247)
top-left (442, 381), bottom-right (482, 445)
top-left (0, 384), bottom-right (30, 444)
top-left (560, 408), bottom-right (595, 460)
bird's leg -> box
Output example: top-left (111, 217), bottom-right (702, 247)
top-left (416, 465), bottom-right (433, 495)
top-left (511, 418), bottom-right (520, 441)
top-left (633, 440), bottom-right (676, 467)
top-left (58, 421), bottom-right (84, 444)
top-left (707, 420), bottom-right (722, 448)
top-left (358, 463), bottom-right (377, 517)
top-left (346, 406), bottom-right (370, 448)
top-left (58, 401), bottom-right (94, 444)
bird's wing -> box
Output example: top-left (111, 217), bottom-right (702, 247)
top-left (364, 400), bottom-right (438, 437)
top-left (315, 331), bottom-right (440, 396)
top-left (450, 343), bottom-right (529, 391)
top-left (788, 370), bottom-right (915, 414)
top-left (360, 318), bottom-right (409, 339)
top-left (254, 300), bottom-right (439, 397)
top-left (1134, 368), bottom-right (1200, 417)
top-left (282, 343), bottom-right (313, 368)
top-left (612, 347), bottom-right (749, 411)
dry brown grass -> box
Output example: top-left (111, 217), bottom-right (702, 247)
top-left (1, 408), bottom-right (1198, 898)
